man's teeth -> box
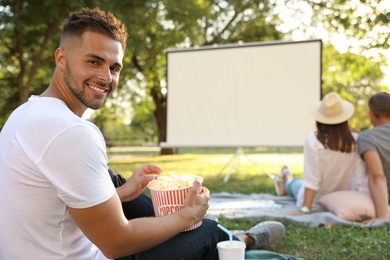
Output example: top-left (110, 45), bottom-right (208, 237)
top-left (88, 84), bottom-right (106, 93)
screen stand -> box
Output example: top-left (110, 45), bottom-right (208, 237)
top-left (218, 147), bottom-right (274, 182)
top-left (219, 147), bottom-right (243, 182)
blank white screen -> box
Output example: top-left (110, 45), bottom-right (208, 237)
top-left (161, 40), bottom-right (322, 147)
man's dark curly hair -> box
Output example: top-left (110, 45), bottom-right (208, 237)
top-left (60, 7), bottom-right (128, 51)
top-left (369, 92), bottom-right (390, 119)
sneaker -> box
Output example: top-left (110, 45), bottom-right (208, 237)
top-left (244, 221), bottom-right (285, 249)
top-left (204, 214), bottom-right (219, 223)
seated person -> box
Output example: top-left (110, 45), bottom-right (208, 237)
top-left (272, 92), bottom-right (368, 216)
top-left (358, 91), bottom-right (390, 225)
top-left (0, 7), bottom-right (285, 259)
top-left (109, 167), bottom-right (286, 260)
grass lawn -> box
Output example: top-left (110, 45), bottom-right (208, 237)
top-left (108, 147), bottom-right (390, 260)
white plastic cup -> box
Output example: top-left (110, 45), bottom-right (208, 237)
top-left (217, 240), bottom-right (246, 260)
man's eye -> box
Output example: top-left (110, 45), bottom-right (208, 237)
top-left (111, 67), bottom-right (120, 73)
top-left (90, 60), bottom-right (99, 65)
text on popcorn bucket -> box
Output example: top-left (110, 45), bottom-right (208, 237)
top-left (158, 204), bottom-right (183, 216)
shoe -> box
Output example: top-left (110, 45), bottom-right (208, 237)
top-left (272, 173), bottom-right (286, 196)
top-left (204, 214), bottom-right (219, 223)
top-left (244, 221), bottom-right (285, 249)
top-left (281, 166), bottom-right (293, 182)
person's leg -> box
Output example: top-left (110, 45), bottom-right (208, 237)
top-left (115, 219), bottom-right (232, 260)
top-left (114, 218), bottom-right (285, 259)
top-left (115, 219), bottom-right (285, 260)
top-left (110, 168), bottom-right (285, 259)
top-left (285, 178), bottom-right (303, 200)
top-left (273, 166), bottom-right (294, 196)
top-left (233, 221), bottom-right (285, 249)
top-left (272, 173), bottom-right (287, 196)
top-left (109, 169), bottom-right (228, 259)
top-left (109, 168), bottom-right (155, 219)
top-left (121, 193), bottom-right (155, 219)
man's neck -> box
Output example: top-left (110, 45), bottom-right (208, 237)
top-left (40, 86), bottom-right (86, 118)
top-left (374, 117), bottom-right (390, 127)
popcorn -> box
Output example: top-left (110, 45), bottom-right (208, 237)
top-left (148, 172), bottom-right (202, 190)
top-left (147, 173), bottom-right (204, 232)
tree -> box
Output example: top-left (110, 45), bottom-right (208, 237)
top-left (0, 0), bottom-right (104, 127)
top-left (322, 44), bottom-right (388, 131)
top-left (114, 0), bottom-right (283, 154)
top-left (274, 0), bottom-right (389, 51)
top-left (264, 0), bottom-right (389, 128)
top-left (1, 0), bottom-right (388, 153)
top-left (307, 0), bottom-right (389, 50)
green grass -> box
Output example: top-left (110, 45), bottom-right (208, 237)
top-left (108, 147), bottom-right (390, 260)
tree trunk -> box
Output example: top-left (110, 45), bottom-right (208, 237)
top-left (151, 85), bottom-right (174, 155)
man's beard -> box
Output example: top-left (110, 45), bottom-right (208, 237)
top-left (64, 62), bottom-right (105, 110)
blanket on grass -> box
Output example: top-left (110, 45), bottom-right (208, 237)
top-left (208, 192), bottom-right (389, 228)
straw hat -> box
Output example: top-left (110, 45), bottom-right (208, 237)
top-left (311, 92), bottom-right (354, 124)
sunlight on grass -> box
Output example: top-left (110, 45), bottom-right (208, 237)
top-left (108, 151), bottom-right (304, 195)
top-left (108, 152), bottom-right (304, 181)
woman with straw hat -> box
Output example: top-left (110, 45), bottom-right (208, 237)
top-left (273, 92), bottom-right (368, 215)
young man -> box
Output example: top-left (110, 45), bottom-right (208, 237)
top-left (0, 7), bottom-right (285, 259)
top-left (358, 91), bottom-right (390, 226)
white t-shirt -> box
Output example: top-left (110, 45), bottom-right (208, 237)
top-left (0, 96), bottom-right (115, 260)
top-left (296, 131), bottom-right (368, 208)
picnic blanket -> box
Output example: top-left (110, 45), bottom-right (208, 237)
top-left (208, 192), bottom-right (390, 228)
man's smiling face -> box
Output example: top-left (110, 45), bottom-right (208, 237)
top-left (62, 31), bottom-right (123, 110)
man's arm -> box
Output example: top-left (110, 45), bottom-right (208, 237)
top-left (69, 181), bottom-right (208, 259)
top-left (362, 150), bottom-right (390, 224)
top-left (115, 164), bottom-right (161, 203)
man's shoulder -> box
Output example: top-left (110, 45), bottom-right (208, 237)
top-left (359, 124), bottom-right (390, 139)
top-left (357, 126), bottom-right (386, 152)
top-left (357, 128), bottom-right (374, 143)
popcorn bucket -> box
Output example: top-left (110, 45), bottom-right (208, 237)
top-left (148, 174), bottom-right (203, 232)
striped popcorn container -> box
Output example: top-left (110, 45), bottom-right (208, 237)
top-left (148, 174), bottom-right (203, 232)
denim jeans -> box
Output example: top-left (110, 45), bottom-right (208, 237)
top-left (110, 169), bottom-right (233, 260)
top-left (285, 178), bottom-right (303, 200)
top-left (115, 219), bottom-right (232, 260)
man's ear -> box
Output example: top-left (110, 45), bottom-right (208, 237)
top-left (369, 110), bottom-right (374, 117)
top-left (369, 109), bottom-right (379, 119)
top-left (54, 47), bottom-right (66, 71)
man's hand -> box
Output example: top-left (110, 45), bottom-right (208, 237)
top-left (363, 217), bottom-right (389, 226)
top-left (116, 164), bottom-right (162, 203)
top-left (182, 180), bottom-right (210, 225)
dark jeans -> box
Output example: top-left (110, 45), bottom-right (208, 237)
top-left (109, 169), bottom-right (232, 260)
top-left (109, 169), bottom-right (155, 219)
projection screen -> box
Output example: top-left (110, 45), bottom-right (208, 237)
top-left (161, 40), bottom-right (322, 148)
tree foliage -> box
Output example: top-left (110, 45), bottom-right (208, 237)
top-left (308, 0), bottom-right (389, 50)
top-left (322, 44), bottom-right (388, 131)
top-left (0, 0), bottom-right (388, 152)
top-left (102, 0), bottom-right (284, 152)
top-left (0, 0), bottom-right (100, 126)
